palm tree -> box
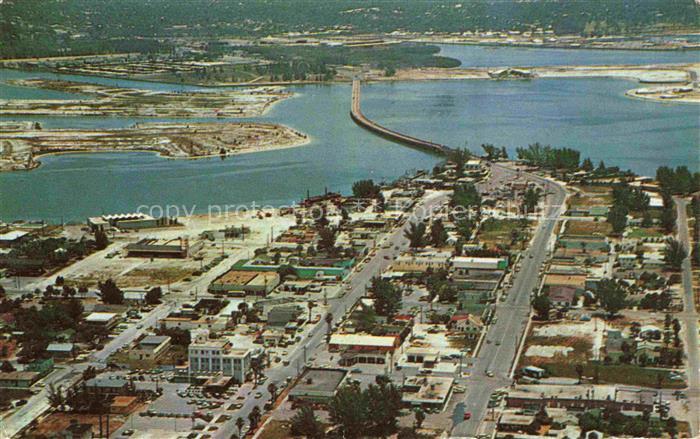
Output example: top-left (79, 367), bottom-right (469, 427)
top-left (250, 357), bottom-right (264, 388)
top-left (248, 405), bottom-right (262, 430)
top-left (235, 416), bottom-right (245, 439)
top-left (47, 384), bottom-right (65, 411)
top-left (267, 382), bottom-right (278, 403)
top-left (325, 313), bottom-right (333, 343)
top-left (307, 301), bottom-right (314, 322)
top-left (403, 221), bottom-right (426, 249)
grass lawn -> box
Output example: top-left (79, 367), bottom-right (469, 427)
top-left (565, 220), bottom-right (612, 236)
top-left (628, 227), bottom-right (665, 239)
top-left (478, 218), bottom-right (532, 248)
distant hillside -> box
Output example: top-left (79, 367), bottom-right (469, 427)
top-left (1, 0), bottom-right (699, 59)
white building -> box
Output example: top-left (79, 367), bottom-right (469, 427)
top-left (451, 256), bottom-right (508, 277)
top-left (187, 330), bottom-right (253, 383)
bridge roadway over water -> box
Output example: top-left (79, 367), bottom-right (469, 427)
top-left (350, 79), bottom-right (453, 156)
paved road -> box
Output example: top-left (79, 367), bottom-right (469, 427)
top-left (451, 163), bottom-right (567, 438)
top-left (214, 191), bottom-right (450, 439)
top-left (1, 299), bottom-right (175, 438)
top-left (675, 198), bottom-right (700, 437)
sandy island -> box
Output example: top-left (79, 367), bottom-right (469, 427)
top-left (357, 63), bottom-right (700, 104)
top-left (1, 78), bottom-right (291, 118)
top-left (0, 121), bottom-right (309, 172)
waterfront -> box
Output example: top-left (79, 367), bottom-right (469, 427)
top-left (0, 44), bottom-right (698, 222)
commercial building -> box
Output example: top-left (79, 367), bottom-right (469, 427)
top-left (46, 342), bottom-right (77, 359)
top-left (452, 256), bottom-right (508, 277)
top-left (126, 237), bottom-right (203, 258)
top-left (392, 252), bottom-right (451, 273)
top-left (329, 333), bottom-right (400, 366)
top-left (0, 230), bottom-right (30, 248)
top-left (129, 335), bottom-right (171, 361)
top-left (85, 312), bottom-right (120, 330)
top-left (87, 213), bottom-right (176, 231)
top-left (401, 376), bottom-right (454, 410)
top-left (188, 331), bottom-right (253, 383)
top-left (208, 270), bottom-right (280, 296)
top-left (505, 384), bottom-right (656, 413)
top-left (0, 371), bottom-right (41, 389)
top-left (288, 368), bottom-right (348, 404)
top-left (447, 313), bottom-right (484, 339)
top-left (267, 305), bottom-right (303, 327)
top-left (83, 377), bottom-right (129, 396)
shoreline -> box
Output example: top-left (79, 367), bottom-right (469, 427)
top-left (22, 135), bottom-right (313, 171)
top-left (0, 122), bottom-right (311, 173)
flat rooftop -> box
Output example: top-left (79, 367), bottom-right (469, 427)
top-left (214, 270), bottom-right (276, 286)
top-left (290, 368), bottom-right (348, 396)
top-left (85, 312), bottom-right (118, 322)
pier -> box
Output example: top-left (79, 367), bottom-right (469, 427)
top-left (350, 79), bottom-right (452, 156)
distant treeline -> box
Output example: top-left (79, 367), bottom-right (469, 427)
top-left (235, 43), bottom-right (460, 76)
top-left (2, 0), bottom-right (698, 59)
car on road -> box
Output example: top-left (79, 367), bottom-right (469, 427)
top-left (121, 430), bottom-right (135, 436)
top-left (254, 392), bottom-right (263, 399)
top-left (463, 412), bottom-right (472, 420)
top-left (486, 370), bottom-right (494, 377)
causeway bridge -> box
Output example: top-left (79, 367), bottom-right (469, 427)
top-left (350, 79), bottom-right (452, 156)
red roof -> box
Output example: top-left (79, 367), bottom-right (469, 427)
top-left (393, 314), bottom-right (413, 321)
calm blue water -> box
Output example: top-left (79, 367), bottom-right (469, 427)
top-left (0, 43), bottom-right (698, 222)
top-left (438, 44), bottom-right (700, 67)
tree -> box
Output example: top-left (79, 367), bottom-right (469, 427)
top-left (317, 227), bottom-right (337, 254)
top-left (452, 183), bottom-right (481, 210)
top-left (607, 205), bottom-right (628, 234)
top-left (372, 277), bottom-right (401, 319)
top-left (660, 206), bottom-right (677, 234)
top-left (523, 187), bottom-right (541, 214)
top-left (449, 148), bottom-right (471, 178)
top-left (575, 363), bottom-right (585, 384)
top-left (290, 405), bottom-right (324, 438)
top-left (250, 356), bottom-right (264, 387)
top-left (267, 382), bottom-right (278, 403)
top-left (145, 286), bottom-right (162, 305)
top-left (98, 279), bottom-right (123, 305)
top-left (352, 179), bottom-right (381, 198)
top-left (663, 238), bottom-right (687, 271)
top-left (597, 279), bottom-right (628, 319)
top-left (248, 405), bottom-right (262, 430)
top-left (414, 408), bottom-right (426, 430)
top-left (325, 313), bottom-right (334, 343)
top-left (581, 158), bottom-right (594, 171)
top-left (47, 383), bottom-right (66, 412)
top-left (404, 222), bottom-right (427, 249)
top-left (277, 264), bottom-right (297, 279)
top-left (94, 229), bottom-right (109, 250)
top-left (532, 294), bottom-right (551, 320)
top-left (430, 218), bottom-right (448, 247)
top-left (329, 385), bottom-right (368, 438)
top-left (0, 360), bottom-right (15, 372)
top-left (366, 378), bottom-right (402, 437)
top-left (235, 417), bottom-right (245, 439)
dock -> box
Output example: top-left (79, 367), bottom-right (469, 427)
top-left (350, 79), bottom-right (452, 156)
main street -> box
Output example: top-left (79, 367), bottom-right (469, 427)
top-left (674, 198), bottom-right (699, 437)
top-left (212, 190), bottom-right (450, 439)
top-left (451, 163), bottom-right (567, 438)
